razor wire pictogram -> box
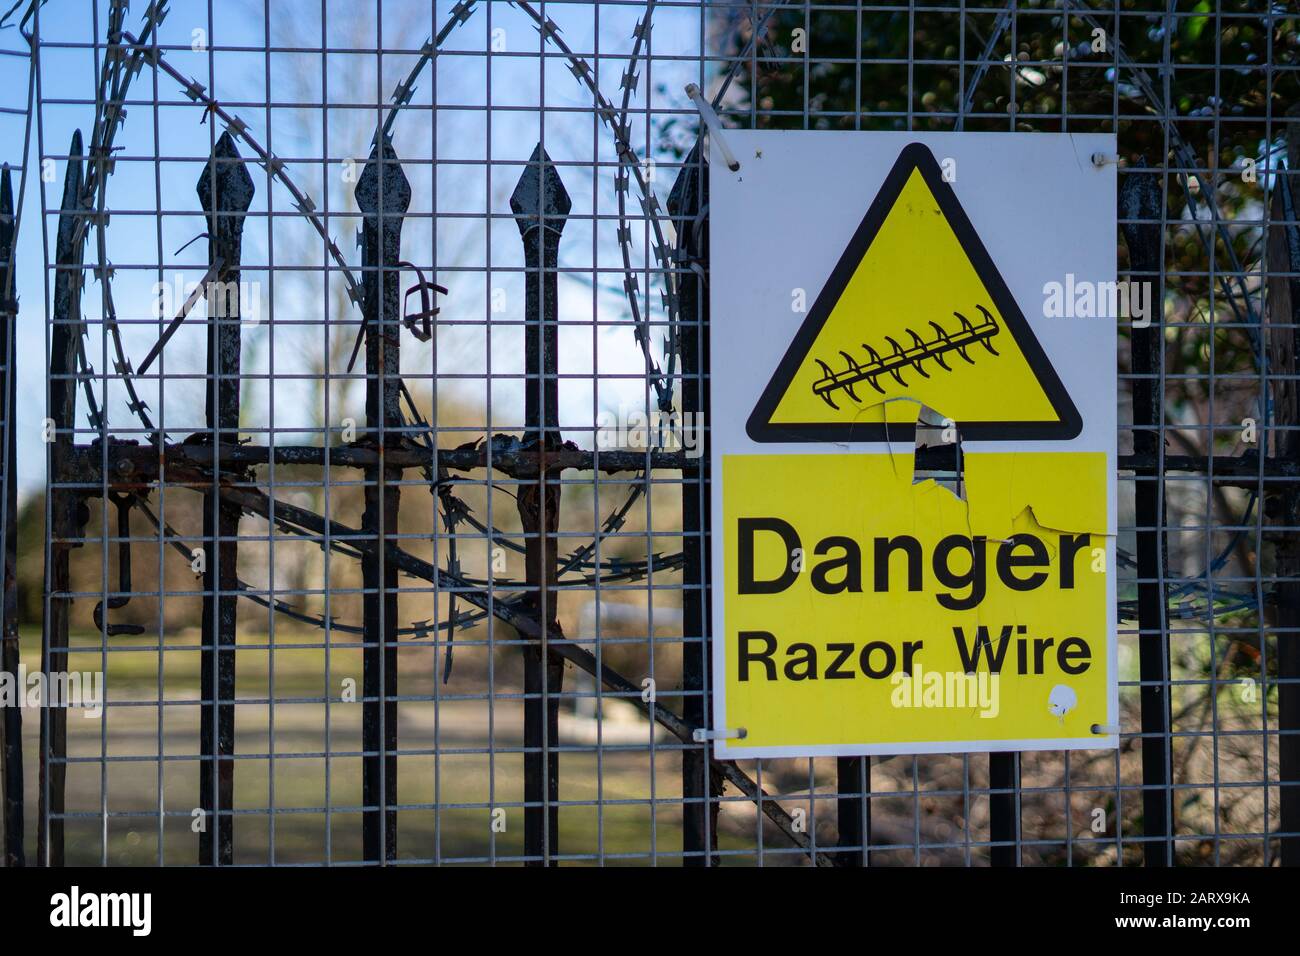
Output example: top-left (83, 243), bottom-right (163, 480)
top-left (812, 305), bottom-right (1000, 409)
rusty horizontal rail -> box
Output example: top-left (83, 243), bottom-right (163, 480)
top-left (52, 441), bottom-right (1300, 490)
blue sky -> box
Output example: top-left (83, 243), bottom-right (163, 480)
top-left (0, 0), bottom-right (711, 499)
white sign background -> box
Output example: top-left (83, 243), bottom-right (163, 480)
top-left (708, 130), bottom-right (1118, 758)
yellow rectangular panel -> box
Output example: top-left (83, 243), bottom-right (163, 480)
top-left (716, 451), bottom-right (1114, 757)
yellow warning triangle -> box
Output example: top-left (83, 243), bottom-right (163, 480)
top-left (747, 142), bottom-right (1080, 443)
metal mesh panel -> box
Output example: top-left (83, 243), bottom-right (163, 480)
top-left (0, 2), bottom-right (35, 870)
top-left (4, 0), bottom-right (1296, 865)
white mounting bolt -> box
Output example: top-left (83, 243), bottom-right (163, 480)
top-left (692, 727), bottom-right (747, 742)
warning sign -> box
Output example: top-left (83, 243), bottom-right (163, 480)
top-left (724, 452), bottom-right (1107, 752)
top-left (747, 143), bottom-right (1080, 444)
top-left (710, 132), bottom-right (1117, 758)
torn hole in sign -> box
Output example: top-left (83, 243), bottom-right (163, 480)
top-left (912, 403), bottom-right (963, 501)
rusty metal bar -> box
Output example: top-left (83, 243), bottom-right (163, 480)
top-left (1122, 159), bottom-right (1173, 866)
top-left (511, 144), bottom-right (569, 866)
top-left (356, 138), bottom-right (408, 863)
top-left (39, 130), bottom-right (85, 867)
top-left (197, 131), bottom-right (253, 866)
top-left (51, 439), bottom-right (1299, 488)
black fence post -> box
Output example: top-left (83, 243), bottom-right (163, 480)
top-left (836, 756), bottom-right (870, 866)
top-left (989, 754), bottom-right (1019, 865)
top-left (1120, 159), bottom-right (1172, 866)
top-left (0, 166), bottom-right (22, 867)
top-left (1267, 120), bottom-right (1300, 866)
top-left (197, 131), bottom-right (253, 866)
top-left (510, 144), bottom-right (569, 866)
top-left (39, 131), bottom-right (86, 867)
top-left (669, 142), bottom-right (725, 865)
top-left (356, 137), bottom-right (409, 863)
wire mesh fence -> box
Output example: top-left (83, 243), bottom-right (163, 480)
top-left (0, 0), bottom-right (1295, 866)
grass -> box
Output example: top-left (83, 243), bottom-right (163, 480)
top-left (14, 627), bottom-right (793, 865)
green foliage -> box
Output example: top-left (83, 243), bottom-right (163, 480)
top-left (716, 3), bottom-right (1294, 150)
top-left (702, 4), bottom-right (1296, 442)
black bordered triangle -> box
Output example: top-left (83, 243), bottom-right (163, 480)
top-left (746, 142), bottom-right (1082, 444)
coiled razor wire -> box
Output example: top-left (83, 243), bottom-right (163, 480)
top-left (11, 0), bottom-right (1271, 658)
